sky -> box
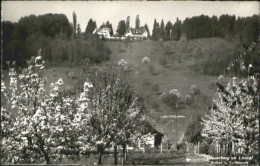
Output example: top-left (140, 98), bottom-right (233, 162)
top-left (2, 1), bottom-right (259, 32)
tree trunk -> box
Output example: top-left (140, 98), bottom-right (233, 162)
top-left (44, 152), bottom-right (50, 164)
top-left (33, 96), bottom-right (37, 115)
top-left (38, 137), bottom-right (50, 164)
top-left (114, 145), bottom-right (118, 165)
top-left (198, 141), bottom-right (200, 154)
top-left (98, 151), bottom-right (103, 165)
top-left (122, 144), bottom-right (126, 165)
top-left (40, 145), bottom-right (50, 164)
top-left (98, 145), bottom-right (104, 165)
top-left (228, 142), bottom-right (232, 164)
top-left (219, 143), bottom-right (221, 158)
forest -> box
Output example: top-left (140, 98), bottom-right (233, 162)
top-left (151, 14), bottom-right (258, 44)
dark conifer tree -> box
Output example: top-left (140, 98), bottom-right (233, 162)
top-left (117, 20), bottom-right (126, 36)
top-left (85, 19), bottom-right (97, 38)
top-left (72, 11), bottom-right (77, 38)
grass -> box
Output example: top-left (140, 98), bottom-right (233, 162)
top-left (43, 67), bottom-right (82, 92)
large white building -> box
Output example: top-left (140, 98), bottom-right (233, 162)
top-left (93, 25), bottom-right (111, 39)
top-left (125, 27), bottom-right (148, 40)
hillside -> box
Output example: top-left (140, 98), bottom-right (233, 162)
top-left (104, 37), bottom-right (240, 142)
top-left (2, 37), bottom-right (240, 143)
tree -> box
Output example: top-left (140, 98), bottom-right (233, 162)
top-left (2, 52), bottom-right (50, 164)
top-left (172, 18), bottom-right (181, 41)
top-left (218, 14), bottom-right (236, 38)
top-left (106, 21), bottom-right (113, 36)
top-left (2, 21), bottom-right (15, 69)
top-left (116, 20), bottom-right (126, 36)
top-left (2, 14), bottom-right (73, 68)
top-left (165, 21), bottom-right (172, 41)
top-left (226, 40), bottom-right (259, 77)
top-left (126, 16), bottom-right (130, 30)
top-left (110, 73), bottom-right (145, 165)
top-left (160, 89), bottom-right (181, 153)
top-left (81, 65), bottom-right (145, 165)
top-left (106, 21), bottom-right (110, 28)
top-left (142, 56), bottom-right (151, 66)
top-left (72, 11), bottom-right (77, 38)
top-left (190, 84), bottom-right (200, 108)
top-left (211, 15), bottom-right (219, 37)
top-left (185, 94), bottom-right (193, 121)
top-left (135, 15), bottom-right (140, 29)
top-left (144, 24), bottom-right (150, 37)
top-left (109, 24), bottom-right (113, 36)
top-left (239, 15), bottom-right (259, 45)
top-left (61, 48), bottom-right (69, 65)
top-left (152, 19), bottom-right (160, 41)
top-left (160, 19), bottom-right (165, 40)
top-left (85, 19), bottom-right (97, 37)
top-left (1, 50), bottom-right (86, 164)
top-left (185, 116), bottom-right (203, 144)
top-left (76, 24), bottom-right (82, 38)
top-left (202, 77), bottom-right (258, 164)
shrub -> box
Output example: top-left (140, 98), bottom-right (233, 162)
top-left (142, 56), bottom-right (151, 66)
top-left (87, 36), bottom-right (111, 63)
top-left (67, 71), bottom-right (75, 78)
top-left (28, 35), bottom-right (111, 67)
top-left (208, 81), bottom-right (217, 89)
top-left (148, 65), bottom-right (158, 75)
top-left (119, 49), bottom-right (127, 53)
top-left (190, 84), bottom-right (200, 96)
top-left (150, 101), bottom-right (160, 110)
top-left (142, 79), bottom-right (151, 87)
top-left (159, 56), bottom-right (168, 66)
top-left (177, 142), bottom-right (186, 153)
top-left (165, 51), bottom-right (175, 55)
top-left (117, 59), bottom-right (130, 71)
top-left (151, 84), bottom-right (160, 93)
top-left (199, 142), bottom-right (210, 154)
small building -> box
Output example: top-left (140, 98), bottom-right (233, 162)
top-left (137, 121), bottom-right (164, 150)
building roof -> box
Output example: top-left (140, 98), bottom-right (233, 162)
top-left (95, 25), bottom-right (111, 34)
top-left (99, 24), bottom-right (108, 29)
top-left (127, 27), bottom-right (147, 35)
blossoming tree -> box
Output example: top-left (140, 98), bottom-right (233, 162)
top-left (202, 77), bottom-right (258, 163)
top-left (1, 50), bottom-right (85, 164)
top-left (2, 51), bottom-right (150, 165)
top-left (202, 41), bottom-right (259, 164)
top-left (160, 89), bottom-right (181, 153)
top-left (81, 65), bottom-right (146, 165)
